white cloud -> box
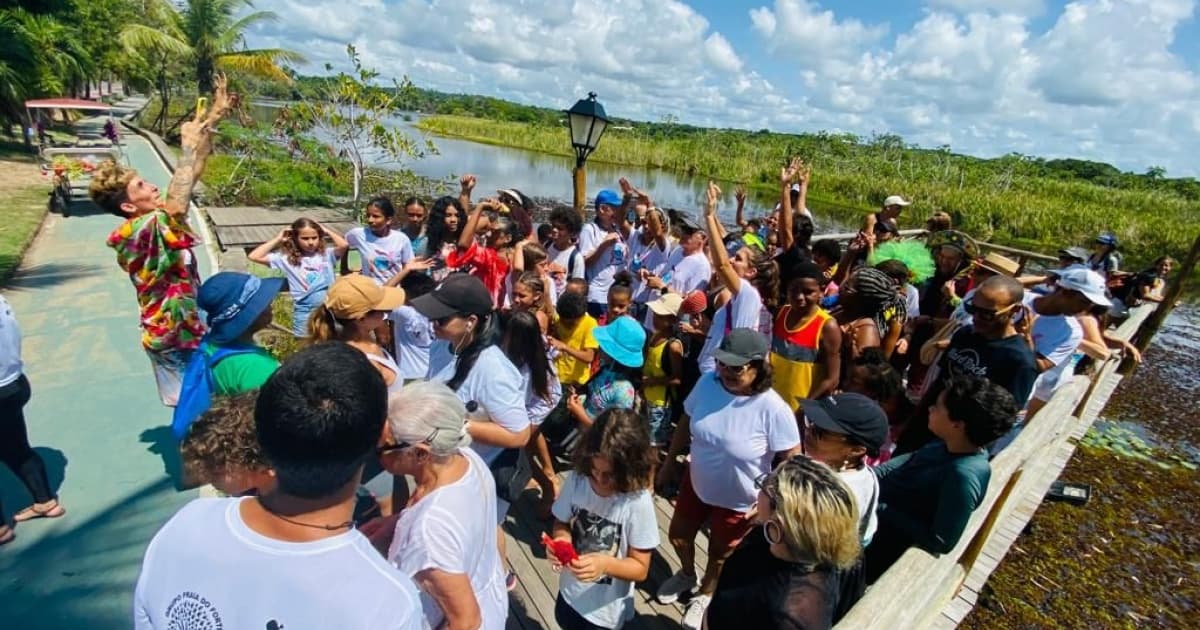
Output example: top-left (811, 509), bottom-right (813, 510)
top-left (925, 0), bottom-right (1045, 14)
top-left (750, 0), bottom-right (888, 61)
top-left (704, 33), bottom-right (744, 73)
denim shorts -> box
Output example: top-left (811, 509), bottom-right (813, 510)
top-left (646, 403), bottom-right (672, 446)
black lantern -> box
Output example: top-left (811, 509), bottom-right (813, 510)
top-left (566, 92), bottom-right (609, 168)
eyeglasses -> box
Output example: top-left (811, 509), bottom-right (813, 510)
top-left (376, 429), bottom-right (439, 457)
top-left (963, 298), bottom-right (1017, 322)
top-left (717, 361), bottom-right (750, 375)
top-left (754, 472), bottom-right (778, 509)
top-left (433, 314), bottom-right (460, 327)
top-left (802, 419), bottom-right (847, 442)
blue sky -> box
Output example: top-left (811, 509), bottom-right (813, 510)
top-left (244, 1), bottom-right (1200, 176)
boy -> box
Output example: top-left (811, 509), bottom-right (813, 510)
top-left (866, 376), bottom-right (1017, 582)
top-left (544, 291), bottom-right (599, 449)
top-left (769, 262), bottom-right (842, 409)
top-left (546, 207), bottom-right (586, 297)
top-left (180, 392), bottom-right (274, 497)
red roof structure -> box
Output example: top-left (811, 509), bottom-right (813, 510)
top-left (24, 98), bottom-right (112, 111)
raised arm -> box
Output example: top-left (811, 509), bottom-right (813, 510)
top-left (704, 180), bottom-right (742, 295)
top-left (734, 185), bottom-right (748, 228)
top-left (247, 228), bottom-right (288, 266)
top-left (457, 195), bottom-right (490, 253)
top-left (778, 158), bottom-right (802, 251)
top-left (458, 173), bottom-right (475, 219)
top-left (164, 75), bottom-right (234, 218)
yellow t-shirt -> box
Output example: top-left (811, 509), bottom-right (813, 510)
top-left (643, 337), bottom-right (671, 406)
top-left (555, 315), bottom-right (599, 386)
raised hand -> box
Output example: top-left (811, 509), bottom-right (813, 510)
top-left (796, 160), bottom-right (812, 185)
top-left (705, 180), bottom-right (721, 214)
top-left (734, 185), bottom-right (746, 206)
top-left (619, 176), bottom-right (634, 196)
top-left (205, 73), bottom-right (236, 125)
top-left (460, 174), bottom-right (477, 196)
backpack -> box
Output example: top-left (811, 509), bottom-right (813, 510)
top-left (171, 343), bottom-right (258, 441)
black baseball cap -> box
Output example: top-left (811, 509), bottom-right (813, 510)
top-left (410, 273), bottom-right (493, 320)
top-left (668, 208), bottom-right (703, 233)
top-left (801, 393), bottom-right (889, 456)
top-left (711, 328), bottom-right (770, 367)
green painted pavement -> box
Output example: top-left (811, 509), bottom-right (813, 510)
top-left (0, 117), bottom-right (213, 628)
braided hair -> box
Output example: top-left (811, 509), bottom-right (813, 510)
top-left (847, 267), bottom-right (906, 335)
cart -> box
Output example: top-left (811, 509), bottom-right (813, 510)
top-left (25, 98), bottom-right (122, 217)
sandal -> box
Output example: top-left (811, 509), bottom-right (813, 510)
top-left (0, 525), bottom-right (14, 546)
top-left (13, 499), bottom-right (65, 522)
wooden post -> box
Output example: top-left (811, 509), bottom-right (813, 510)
top-left (1133, 232), bottom-right (1200, 355)
top-left (573, 166), bottom-right (587, 219)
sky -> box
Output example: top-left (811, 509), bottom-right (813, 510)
top-left (242, 0), bottom-right (1200, 177)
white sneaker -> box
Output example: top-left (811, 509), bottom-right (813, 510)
top-left (656, 570), bottom-right (697, 604)
top-left (681, 593), bottom-right (711, 630)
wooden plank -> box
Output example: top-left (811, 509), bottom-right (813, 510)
top-left (212, 222), bottom-right (360, 250)
top-left (205, 206), bottom-right (352, 226)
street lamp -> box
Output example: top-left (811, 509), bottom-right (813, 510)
top-left (566, 92), bottom-right (609, 216)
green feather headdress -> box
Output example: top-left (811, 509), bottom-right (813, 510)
top-left (869, 240), bottom-right (936, 284)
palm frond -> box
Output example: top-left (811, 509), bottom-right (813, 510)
top-left (120, 24), bottom-right (192, 57)
top-left (215, 52), bottom-right (297, 82)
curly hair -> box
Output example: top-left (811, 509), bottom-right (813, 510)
top-left (943, 375), bottom-right (1018, 447)
top-left (846, 347), bottom-right (902, 404)
top-left (88, 160), bottom-right (136, 216)
top-left (180, 391), bottom-right (268, 483)
top-left (548, 206), bottom-right (583, 237)
top-left (425, 195), bottom-right (465, 255)
top-left (574, 408), bottom-right (654, 493)
top-left (846, 267), bottom-right (907, 336)
top-left (282, 217), bottom-right (323, 267)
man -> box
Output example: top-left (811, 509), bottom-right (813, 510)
top-left (90, 77), bottom-right (235, 406)
top-left (877, 195), bottom-right (911, 231)
top-left (1024, 268), bottom-right (1112, 420)
top-left (897, 275), bottom-right (1036, 454)
top-left (135, 343), bottom-right (422, 629)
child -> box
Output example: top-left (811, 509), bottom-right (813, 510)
top-left (866, 376), bottom-right (1018, 582)
top-left (565, 278), bottom-right (589, 296)
top-left (511, 271), bottom-right (556, 334)
top-left (548, 408), bottom-right (659, 630)
top-left (769, 262), bottom-right (842, 410)
top-left (600, 275), bottom-right (634, 325)
top-left (642, 293), bottom-right (685, 450)
top-left (390, 273), bottom-right (437, 383)
top-left (501, 310), bottom-right (563, 517)
top-left (565, 316), bottom-right (644, 428)
top-left (247, 218), bottom-right (350, 338)
top-left (549, 291), bottom-right (599, 392)
top-left (448, 196), bottom-right (523, 308)
top-left (812, 238), bottom-right (842, 297)
top-left (180, 392), bottom-right (274, 496)
top-left (546, 207), bottom-right (587, 297)
top-left (344, 197), bottom-right (415, 286)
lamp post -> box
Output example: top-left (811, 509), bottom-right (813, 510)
top-left (566, 92), bottom-right (610, 217)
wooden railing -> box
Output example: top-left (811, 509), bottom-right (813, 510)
top-left (818, 229), bottom-right (1059, 275)
top-left (836, 303), bottom-right (1156, 629)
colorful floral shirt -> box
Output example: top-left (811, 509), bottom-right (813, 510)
top-left (583, 367), bottom-right (638, 419)
top-left (107, 209), bottom-right (205, 352)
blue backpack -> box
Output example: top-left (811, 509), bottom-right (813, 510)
top-left (171, 343), bottom-right (257, 441)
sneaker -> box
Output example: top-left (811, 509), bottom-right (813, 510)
top-left (681, 593), bottom-right (711, 630)
top-left (656, 570), bottom-right (697, 604)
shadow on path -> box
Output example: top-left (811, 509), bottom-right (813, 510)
top-left (0, 447), bottom-right (67, 521)
top-left (139, 426), bottom-right (186, 491)
top-left (0, 477), bottom-right (180, 629)
top-left (6, 261), bottom-right (106, 292)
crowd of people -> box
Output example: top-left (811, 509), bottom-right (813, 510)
top-left (0, 80), bottom-right (1155, 629)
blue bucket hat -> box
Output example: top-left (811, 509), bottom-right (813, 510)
top-left (594, 189), bottom-right (622, 211)
top-left (592, 316), bottom-right (646, 368)
top-left (198, 272), bottom-right (284, 345)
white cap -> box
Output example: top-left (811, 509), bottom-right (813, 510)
top-left (1055, 268), bottom-right (1110, 306)
top-left (883, 195), bottom-right (911, 207)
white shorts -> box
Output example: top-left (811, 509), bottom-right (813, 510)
top-left (146, 347), bottom-right (190, 407)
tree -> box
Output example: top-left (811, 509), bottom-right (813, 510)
top-left (121, 0), bottom-right (304, 96)
top-left (278, 45), bottom-right (431, 204)
top-left (1145, 165), bottom-right (1166, 181)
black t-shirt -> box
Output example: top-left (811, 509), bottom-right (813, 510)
top-left (938, 328), bottom-right (1037, 407)
top-left (708, 528), bottom-right (837, 630)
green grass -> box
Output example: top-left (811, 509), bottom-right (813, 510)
top-left (418, 115), bottom-right (1200, 269)
top-left (0, 157), bottom-right (51, 287)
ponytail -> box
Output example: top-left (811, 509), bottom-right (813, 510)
top-left (305, 304), bottom-right (341, 343)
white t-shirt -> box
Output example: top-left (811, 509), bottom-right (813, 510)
top-left (625, 230), bottom-right (673, 305)
top-left (683, 376), bottom-right (801, 512)
top-left (134, 498), bottom-right (422, 630)
top-left (267, 248), bottom-right (338, 298)
top-left (578, 223), bottom-right (627, 303)
top-left (522, 363), bottom-right (562, 426)
top-left (642, 247), bottom-right (711, 330)
top-left (839, 466), bottom-right (880, 545)
top-left (1027, 296), bottom-right (1084, 402)
top-left (391, 305), bottom-right (434, 381)
top-left (547, 242), bottom-right (586, 296)
top-left (552, 472), bottom-right (660, 629)
top-left (347, 227), bottom-right (414, 285)
top-left (697, 282), bottom-right (765, 373)
top-left (387, 448), bottom-right (507, 630)
top-left (427, 342), bottom-right (530, 464)
top-left (0, 295), bottom-right (22, 387)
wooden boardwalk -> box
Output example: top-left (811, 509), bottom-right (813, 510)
top-left (204, 206), bottom-right (358, 251)
top-left (500, 484), bottom-right (703, 629)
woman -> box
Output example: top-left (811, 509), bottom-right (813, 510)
top-left (500, 310), bottom-right (562, 517)
top-left (378, 381), bottom-right (508, 629)
top-left (705, 456), bottom-right (862, 630)
top-left (698, 181), bottom-right (779, 374)
top-left (89, 76), bottom-right (233, 406)
top-left (424, 195), bottom-right (466, 282)
top-left (1087, 232), bottom-right (1120, 277)
top-left (656, 329), bottom-right (802, 630)
top-left (0, 295), bottom-right (64, 545)
top-left (307, 275), bottom-right (407, 394)
top-left (626, 206), bottom-right (673, 321)
top-left (447, 191), bottom-right (524, 309)
top-left (835, 267), bottom-right (905, 364)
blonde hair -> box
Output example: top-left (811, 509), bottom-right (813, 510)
top-left (771, 457), bottom-right (862, 569)
top-left (387, 381), bottom-right (472, 458)
top-left (88, 160), bottom-right (137, 216)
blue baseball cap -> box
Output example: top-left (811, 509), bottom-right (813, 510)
top-left (198, 272), bottom-right (284, 345)
top-left (595, 189), bottom-right (622, 211)
top-left (592, 316), bottom-right (646, 368)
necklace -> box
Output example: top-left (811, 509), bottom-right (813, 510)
top-left (259, 500), bottom-right (354, 532)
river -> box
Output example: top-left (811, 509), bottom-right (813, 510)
top-left (248, 101), bottom-right (858, 232)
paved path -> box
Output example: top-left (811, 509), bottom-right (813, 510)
top-left (0, 106), bottom-right (210, 628)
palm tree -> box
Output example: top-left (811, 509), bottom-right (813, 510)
top-left (121, 0), bottom-right (304, 96)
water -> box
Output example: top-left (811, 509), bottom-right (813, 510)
top-left (246, 101), bottom-right (857, 232)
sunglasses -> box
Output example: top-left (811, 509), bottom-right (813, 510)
top-left (433, 313), bottom-right (462, 327)
top-left (717, 360), bottom-right (750, 375)
top-left (753, 471), bottom-right (778, 509)
top-left (963, 298), bottom-right (1017, 322)
top-left (377, 428), bottom-right (439, 457)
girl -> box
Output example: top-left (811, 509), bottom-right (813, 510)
top-left (248, 218), bottom-right (350, 338)
top-left (548, 408), bottom-right (659, 630)
top-left (344, 197), bottom-right (415, 287)
top-left (501, 310), bottom-right (563, 518)
top-left (511, 271), bottom-right (555, 333)
top-left (447, 181), bottom-right (525, 309)
top-left (770, 262), bottom-right (842, 410)
top-left (626, 206), bottom-right (672, 321)
top-left (836, 268), bottom-right (905, 365)
top-left (643, 293), bottom-right (686, 450)
top-left (424, 195), bottom-right (465, 281)
top-left (698, 181), bottom-right (780, 374)
top-left (565, 316), bottom-right (644, 429)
